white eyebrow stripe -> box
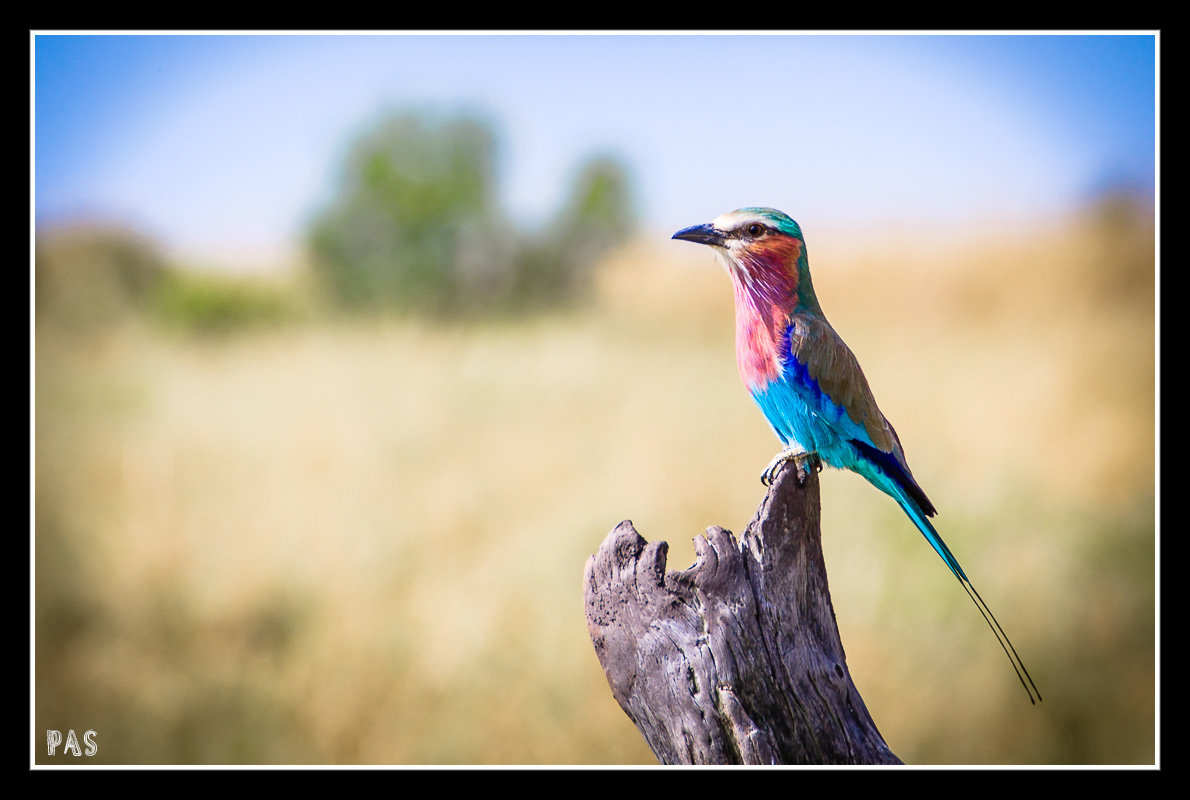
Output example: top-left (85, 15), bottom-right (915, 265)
top-left (712, 210), bottom-right (769, 232)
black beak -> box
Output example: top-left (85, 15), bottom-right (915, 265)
top-left (672, 222), bottom-right (727, 247)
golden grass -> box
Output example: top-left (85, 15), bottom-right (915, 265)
top-left (35, 206), bottom-right (1155, 764)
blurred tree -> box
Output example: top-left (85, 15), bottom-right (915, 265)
top-left (307, 111), bottom-right (514, 314)
top-left (516, 155), bottom-right (636, 307)
top-left (307, 110), bottom-right (636, 316)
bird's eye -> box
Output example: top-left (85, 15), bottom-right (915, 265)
top-left (746, 223), bottom-right (766, 237)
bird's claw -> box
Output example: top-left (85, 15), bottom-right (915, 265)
top-left (760, 450), bottom-right (821, 486)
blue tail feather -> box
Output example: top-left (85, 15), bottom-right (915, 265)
top-left (850, 438), bottom-right (936, 517)
top-left (888, 479), bottom-right (969, 582)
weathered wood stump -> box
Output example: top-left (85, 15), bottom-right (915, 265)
top-left (583, 460), bottom-right (902, 765)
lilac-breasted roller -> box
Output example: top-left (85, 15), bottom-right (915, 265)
top-left (673, 207), bottom-right (1041, 704)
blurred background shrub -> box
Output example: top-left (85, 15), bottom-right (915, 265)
top-left (36, 225), bottom-right (167, 332)
top-left (152, 271), bottom-right (298, 336)
top-left (36, 224), bottom-right (301, 338)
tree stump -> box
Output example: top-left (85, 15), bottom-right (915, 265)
top-left (583, 460), bottom-right (902, 765)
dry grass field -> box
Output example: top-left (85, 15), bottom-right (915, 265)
top-left (35, 202), bottom-right (1155, 765)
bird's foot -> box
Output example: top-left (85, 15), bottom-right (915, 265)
top-left (760, 450), bottom-right (821, 487)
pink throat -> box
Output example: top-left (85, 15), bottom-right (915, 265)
top-left (733, 281), bottom-right (785, 391)
top-left (729, 244), bottom-right (799, 391)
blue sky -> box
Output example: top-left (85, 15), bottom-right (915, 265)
top-left (34, 32), bottom-right (1156, 268)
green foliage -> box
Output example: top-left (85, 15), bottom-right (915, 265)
top-left (307, 110), bottom-right (636, 316)
top-left (307, 112), bottom-right (509, 314)
top-left (151, 270), bottom-right (295, 335)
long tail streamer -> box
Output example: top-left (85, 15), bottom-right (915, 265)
top-left (891, 483), bottom-right (1042, 704)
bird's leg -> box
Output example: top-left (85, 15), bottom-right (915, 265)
top-left (760, 449), bottom-right (821, 486)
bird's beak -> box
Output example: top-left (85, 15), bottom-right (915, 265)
top-left (672, 222), bottom-right (727, 247)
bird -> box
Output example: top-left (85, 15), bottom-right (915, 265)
top-left (673, 207), bottom-right (1041, 704)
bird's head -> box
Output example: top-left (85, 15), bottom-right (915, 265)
top-left (673, 207), bottom-right (802, 247)
top-left (673, 207), bottom-right (820, 314)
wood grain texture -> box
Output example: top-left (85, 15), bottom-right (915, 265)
top-left (584, 461), bottom-right (901, 765)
